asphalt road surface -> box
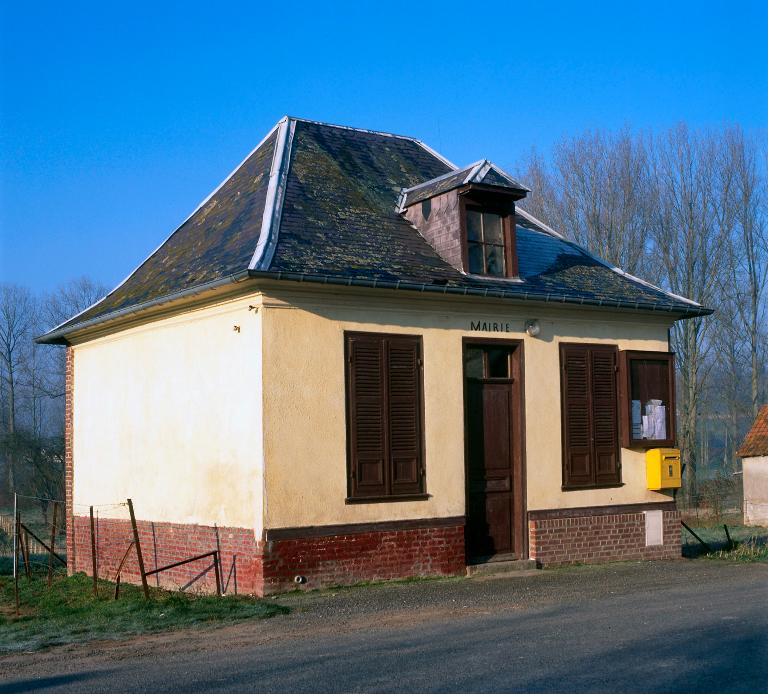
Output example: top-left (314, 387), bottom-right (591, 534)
top-left (1, 560), bottom-right (767, 693)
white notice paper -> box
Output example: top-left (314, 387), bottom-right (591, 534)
top-left (642, 399), bottom-right (666, 440)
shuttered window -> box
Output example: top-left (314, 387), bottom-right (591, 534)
top-left (560, 344), bottom-right (621, 489)
top-left (345, 333), bottom-right (426, 500)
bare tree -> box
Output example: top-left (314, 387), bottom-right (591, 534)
top-left (559, 129), bottom-right (652, 274)
top-left (44, 276), bottom-right (108, 331)
top-left (516, 148), bottom-right (566, 233)
top-left (724, 127), bottom-right (768, 418)
top-left (519, 129), bottom-right (653, 276)
top-left (648, 125), bottom-right (731, 499)
top-left (0, 284), bottom-right (37, 494)
top-left (516, 122), bottom-right (766, 504)
top-left (0, 277), bottom-right (107, 501)
top-left (42, 276), bottom-right (108, 401)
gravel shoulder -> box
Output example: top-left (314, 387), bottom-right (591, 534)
top-left (1, 558), bottom-right (766, 689)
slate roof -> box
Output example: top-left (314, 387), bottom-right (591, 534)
top-left (398, 160), bottom-right (529, 209)
top-left (737, 405), bottom-right (768, 458)
top-left (39, 117), bottom-right (711, 344)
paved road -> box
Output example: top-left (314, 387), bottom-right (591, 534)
top-left (1, 561), bottom-right (767, 693)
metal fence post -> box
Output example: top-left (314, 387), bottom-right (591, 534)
top-left (89, 506), bottom-right (98, 597)
top-left (127, 498), bottom-right (150, 599)
top-left (12, 493), bottom-right (17, 581)
top-left (48, 501), bottom-right (59, 587)
top-left (213, 551), bottom-right (222, 596)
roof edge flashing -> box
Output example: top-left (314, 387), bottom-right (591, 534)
top-left (35, 270), bottom-right (253, 345)
top-left (248, 118), bottom-right (296, 271)
top-left (247, 269), bottom-right (713, 318)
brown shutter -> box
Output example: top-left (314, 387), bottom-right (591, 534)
top-left (591, 347), bottom-right (620, 485)
top-left (561, 345), bottom-right (593, 488)
top-left (386, 337), bottom-right (424, 495)
top-left (347, 335), bottom-right (387, 498)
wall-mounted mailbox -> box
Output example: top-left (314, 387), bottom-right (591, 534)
top-left (646, 448), bottom-right (681, 490)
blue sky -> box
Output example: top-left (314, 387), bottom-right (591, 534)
top-left (1, 1), bottom-right (766, 294)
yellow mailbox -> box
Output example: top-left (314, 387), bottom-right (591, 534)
top-left (646, 448), bottom-right (681, 490)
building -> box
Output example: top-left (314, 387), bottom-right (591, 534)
top-left (737, 405), bottom-right (768, 526)
top-left (39, 117), bottom-right (711, 595)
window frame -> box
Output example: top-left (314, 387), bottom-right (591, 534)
top-left (559, 342), bottom-right (622, 491)
top-left (618, 350), bottom-right (677, 449)
top-left (344, 331), bottom-right (428, 503)
top-left (459, 193), bottom-right (518, 279)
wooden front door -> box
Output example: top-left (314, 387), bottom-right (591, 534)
top-left (464, 341), bottom-right (525, 560)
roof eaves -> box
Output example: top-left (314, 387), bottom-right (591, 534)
top-left (608, 266), bottom-right (707, 310)
top-left (248, 117), bottom-right (296, 271)
top-left (575, 243), bottom-right (709, 313)
top-left (248, 269), bottom-right (713, 318)
top-left (35, 270), bottom-right (254, 345)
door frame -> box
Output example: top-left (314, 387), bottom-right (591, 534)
top-left (462, 337), bottom-right (528, 561)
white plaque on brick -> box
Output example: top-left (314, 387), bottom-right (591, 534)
top-left (644, 510), bottom-right (663, 546)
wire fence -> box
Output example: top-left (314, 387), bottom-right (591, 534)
top-left (5, 495), bottom-right (228, 618)
top-left (1, 494), bottom-right (67, 577)
top-left (4, 493), bottom-right (231, 612)
top-left (678, 474), bottom-right (744, 524)
top-left (2, 495), bottom-right (67, 620)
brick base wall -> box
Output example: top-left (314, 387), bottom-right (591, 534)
top-left (72, 516), bottom-right (261, 595)
top-left (528, 506), bottom-right (681, 566)
top-left (261, 522), bottom-right (466, 595)
top-left (70, 503), bottom-right (681, 593)
top-left (70, 516), bottom-right (465, 596)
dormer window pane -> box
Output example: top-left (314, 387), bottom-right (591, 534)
top-left (465, 206), bottom-right (509, 277)
top-left (486, 245), bottom-right (504, 276)
top-left (467, 210), bottom-right (482, 241)
top-left (483, 214), bottom-right (503, 244)
top-left (468, 242), bottom-right (484, 273)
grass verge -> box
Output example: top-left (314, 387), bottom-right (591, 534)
top-left (0, 572), bottom-right (288, 653)
top-left (682, 523), bottom-right (768, 562)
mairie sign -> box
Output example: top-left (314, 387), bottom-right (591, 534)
top-left (470, 320), bottom-right (515, 333)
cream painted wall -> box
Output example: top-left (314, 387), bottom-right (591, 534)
top-left (743, 456), bottom-right (768, 526)
top-left (261, 286), bottom-right (677, 529)
top-left (72, 295), bottom-right (264, 531)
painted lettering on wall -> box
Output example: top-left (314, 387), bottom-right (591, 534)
top-left (470, 320), bottom-right (513, 333)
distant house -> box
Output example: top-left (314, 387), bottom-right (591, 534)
top-left (38, 117), bottom-right (711, 595)
top-left (737, 405), bottom-right (768, 526)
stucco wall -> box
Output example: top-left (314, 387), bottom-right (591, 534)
top-left (261, 286), bottom-right (676, 529)
top-left (72, 295), bottom-right (264, 531)
top-left (743, 456), bottom-right (768, 526)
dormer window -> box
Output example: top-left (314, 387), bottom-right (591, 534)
top-left (466, 208), bottom-right (507, 276)
top-left (398, 160), bottom-right (528, 279)
top-left (462, 197), bottom-right (518, 278)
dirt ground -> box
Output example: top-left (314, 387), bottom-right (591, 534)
top-left (1, 558), bottom-right (766, 693)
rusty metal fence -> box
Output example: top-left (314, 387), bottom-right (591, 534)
top-left (2, 494), bottom-right (67, 578)
top-left (5, 494), bottom-right (226, 615)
